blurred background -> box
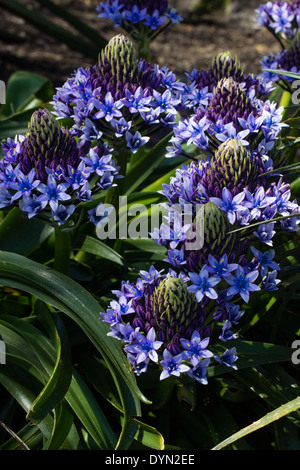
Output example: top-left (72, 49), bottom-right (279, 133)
top-left (0, 0), bottom-right (279, 89)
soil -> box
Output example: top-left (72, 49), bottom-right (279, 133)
top-left (0, 0), bottom-right (280, 90)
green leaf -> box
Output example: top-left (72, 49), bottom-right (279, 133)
top-left (26, 311), bottom-right (73, 424)
top-left (0, 71), bottom-right (53, 117)
top-left (133, 419), bottom-right (165, 450)
top-left (212, 396), bottom-right (300, 450)
top-left (208, 340), bottom-right (293, 378)
top-left (0, 251), bottom-right (148, 409)
top-left (75, 235), bottom-right (129, 267)
top-left (0, 208), bottom-right (53, 256)
top-left (262, 68), bottom-right (300, 80)
top-left (43, 402), bottom-right (74, 450)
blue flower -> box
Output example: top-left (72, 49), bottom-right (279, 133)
top-left (144, 10), bottom-right (167, 29)
top-left (253, 222), bottom-right (276, 246)
top-left (10, 168), bottom-right (40, 201)
top-left (166, 8), bottom-right (183, 24)
top-left (261, 270), bottom-right (281, 291)
top-left (164, 249), bottom-right (187, 268)
top-left (52, 204), bottom-right (76, 225)
top-left (180, 331), bottom-right (214, 367)
top-left (244, 187), bottom-right (276, 219)
top-left (37, 174), bottom-right (71, 211)
top-left (207, 253), bottom-right (238, 277)
top-left (65, 161), bottom-right (90, 189)
top-left (250, 246), bottom-right (280, 277)
top-left (124, 5), bottom-right (147, 23)
top-left (94, 92), bottom-right (123, 121)
top-left (80, 118), bottom-right (103, 142)
top-left (210, 187), bottom-right (245, 224)
top-left (188, 266), bottom-right (221, 302)
top-left (0, 186), bottom-right (12, 209)
top-left (111, 117), bottom-right (132, 137)
top-left (125, 130), bottom-right (150, 153)
top-left (121, 87), bottom-right (152, 114)
top-left (225, 302), bottom-right (245, 324)
top-left (187, 358), bottom-right (210, 384)
top-left (215, 347), bottom-right (238, 369)
top-left (125, 327), bottom-right (163, 364)
top-left (88, 203), bottom-right (114, 227)
top-left (226, 266), bottom-right (260, 303)
top-left (139, 265), bottom-right (163, 284)
top-left (219, 320), bottom-right (238, 342)
top-left (81, 148), bottom-right (115, 176)
top-left (151, 89), bottom-right (181, 115)
top-left (19, 194), bottom-right (48, 219)
top-left (160, 350), bottom-right (190, 380)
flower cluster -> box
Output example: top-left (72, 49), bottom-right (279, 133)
top-left (256, 1), bottom-right (300, 85)
top-left (156, 136), bottom-right (299, 274)
top-left (255, 0), bottom-right (300, 39)
top-left (101, 266), bottom-right (239, 382)
top-left (96, 1), bottom-right (182, 36)
top-left (182, 51), bottom-right (273, 109)
top-left (53, 34), bottom-right (184, 156)
top-left (0, 108), bottom-right (119, 225)
top-left (167, 76), bottom-right (284, 161)
top-left (260, 31), bottom-right (300, 83)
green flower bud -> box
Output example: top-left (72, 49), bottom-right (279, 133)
top-left (151, 276), bottom-right (200, 338)
top-left (99, 34), bottom-right (137, 84)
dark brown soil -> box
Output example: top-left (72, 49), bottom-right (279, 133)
top-left (0, 0), bottom-right (280, 90)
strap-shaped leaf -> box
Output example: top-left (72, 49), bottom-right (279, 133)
top-left (0, 251), bottom-right (149, 411)
top-left (212, 396), bottom-right (300, 450)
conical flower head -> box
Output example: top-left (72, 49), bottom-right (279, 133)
top-left (183, 201), bottom-right (241, 271)
top-left (193, 51), bottom-right (265, 95)
top-left (17, 108), bottom-right (80, 182)
top-left (205, 77), bottom-right (257, 126)
top-left (129, 274), bottom-right (206, 354)
top-left (205, 139), bottom-right (258, 197)
top-left (152, 276), bottom-right (199, 330)
top-left (210, 51), bottom-right (244, 84)
top-left (148, 276), bottom-right (205, 352)
top-left (98, 34), bottom-right (138, 86)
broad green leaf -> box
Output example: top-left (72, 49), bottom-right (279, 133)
top-left (0, 71), bottom-right (53, 117)
top-left (0, 315), bottom-right (117, 449)
top-left (0, 208), bottom-right (53, 256)
top-left (0, 251), bottom-right (148, 409)
top-left (133, 419), bottom-right (165, 450)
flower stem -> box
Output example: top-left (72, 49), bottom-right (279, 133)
top-left (54, 225), bottom-right (71, 275)
top-left (138, 34), bottom-right (151, 62)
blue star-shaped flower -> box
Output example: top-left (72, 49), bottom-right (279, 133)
top-left (160, 350), bottom-right (190, 380)
top-left (210, 187), bottom-right (245, 224)
top-left (188, 266), bottom-right (221, 302)
top-left (180, 330), bottom-right (213, 367)
top-left (207, 253), bottom-right (238, 277)
top-left (226, 266), bottom-right (260, 303)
